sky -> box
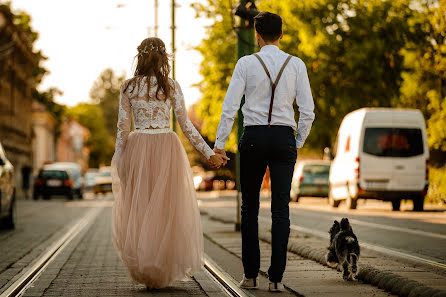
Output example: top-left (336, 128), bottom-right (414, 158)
top-left (9, 0), bottom-right (212, 107)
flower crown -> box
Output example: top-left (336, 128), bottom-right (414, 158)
top-left (138, 43), bottom-right (166, 55)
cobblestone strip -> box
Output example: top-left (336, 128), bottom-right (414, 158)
top-left (23, 207), bottom-right (219, 297)
top-left (0, 201), bottom-right (93, 294)
top-left (201, 207), bottom-right (446, 297)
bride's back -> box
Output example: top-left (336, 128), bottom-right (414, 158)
top-left (122, 76), bottom-right (173, 130)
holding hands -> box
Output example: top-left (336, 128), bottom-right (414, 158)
top-left (208, 148), bottom-right (230, 169)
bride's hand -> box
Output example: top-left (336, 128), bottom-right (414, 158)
top-left (208, 154), bottom-right (224, 168)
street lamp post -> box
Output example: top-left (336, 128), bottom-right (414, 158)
top-left (233, 0), bottom-right (258, 231)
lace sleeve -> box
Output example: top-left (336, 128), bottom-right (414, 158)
top-left (114, 84), bottom-right (131, 157)
top-left (172, 81), bottom-right (215, 160)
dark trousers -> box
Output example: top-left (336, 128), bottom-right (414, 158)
top-left (239, 125), bottom-right (297, 283)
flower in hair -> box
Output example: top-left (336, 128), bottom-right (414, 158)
top-left (139, 43), bottom-right (165, 54)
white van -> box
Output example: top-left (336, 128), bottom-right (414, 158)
top-left (329, 108), bottom-right (429, 211)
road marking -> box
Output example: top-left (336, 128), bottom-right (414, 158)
top-left (257, 216), bottom-right (446, 270)
top-left (1, 207), bottom-right (102, 297)
top-left (333, 216), bottom-right (446, 240)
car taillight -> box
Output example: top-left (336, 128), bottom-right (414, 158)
top-left (64, 180), bottom-right (73, 187)
top-left (34, 179), bottom-right (44, 186)
top-left (299, 176), bottom-right (304, 181)
top-left (426, 159), bottom-right (429, 181)
top-left (354, 157), bottom-right (360, 179)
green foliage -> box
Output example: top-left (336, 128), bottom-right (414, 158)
top-left (193, 0), bottom-right (446, 155)
top-left (398, 0), bottom-right (446, 150)
top-left (89, 68), bottom-right (126, 138)
top-left (426, 167), bottom-right (446, 205)
top-left (32, 88), bottom-right (65, 137)
top-left (192, 0), bottom-right (239, 152)
top-left (67, 103), bottom-right (114, 168)
top-left (259, 0), bottom-right (426, 149)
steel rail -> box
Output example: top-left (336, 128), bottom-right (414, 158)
top-left (203, 254), bottom-right (255, 297)
top-left (1, 207), bottom-right (102, 297)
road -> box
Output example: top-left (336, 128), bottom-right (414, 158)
top-left (1, 192), bottom-right (445, 296)
top-left (198, 192), bottom-right (446, 268)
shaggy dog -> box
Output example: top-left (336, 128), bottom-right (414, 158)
top-left (325, 218), bottom-right (360, 280)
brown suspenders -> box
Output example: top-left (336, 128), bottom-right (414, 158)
top-left (253, 53), bottom-right (292, 127)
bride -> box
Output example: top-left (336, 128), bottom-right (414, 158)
top-left (111, 37), bottom-right (225, 288)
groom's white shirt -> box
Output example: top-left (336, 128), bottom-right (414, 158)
top-left (214, 45), bottom-right (315, 150)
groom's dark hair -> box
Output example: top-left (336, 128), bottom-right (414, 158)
top-left (254, 12), bottom-right (282, 42)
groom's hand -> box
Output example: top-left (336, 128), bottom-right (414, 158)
top-left (213, 148), bottom-right (229, 166)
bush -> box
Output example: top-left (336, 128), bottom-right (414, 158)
top-left (426, 167), bottom-right (446, 205)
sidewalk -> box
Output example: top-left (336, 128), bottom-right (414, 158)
top-left (22, 207), bottom-right (224, 297)
top-left (200, 205), bottom-right (446, 297)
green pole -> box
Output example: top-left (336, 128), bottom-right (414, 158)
top-left (171, 0), bottom-right (177, 132)
top-left (235, 0), bottom-right (255, 231)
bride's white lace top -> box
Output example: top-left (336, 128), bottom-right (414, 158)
top-left (114, 77), bottom-right (215, 159)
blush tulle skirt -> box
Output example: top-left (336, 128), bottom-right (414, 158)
top-left (111, 130), bottom-right (203, 288)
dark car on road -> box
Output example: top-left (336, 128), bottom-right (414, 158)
top-left (33, 168), bottom-right (75, 200)
top-left (0, 142), bottom-right (16, 229)
top-left (290, 160), bottom-right (331, 202)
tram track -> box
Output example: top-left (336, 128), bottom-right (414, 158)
top-left (203, 254), bottom-right (255, 297)
top-left (0, 207), bottom-right (102, 297)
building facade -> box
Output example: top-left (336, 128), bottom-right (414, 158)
top-left (56, 117), bottom-right (90, 171)
top-left (32, 101), bottom-right (56, 172)
top-left (0, 7), bottom-right (39, 198)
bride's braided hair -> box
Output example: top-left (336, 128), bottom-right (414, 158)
top-left (124, 37), bottom-right (173, 101)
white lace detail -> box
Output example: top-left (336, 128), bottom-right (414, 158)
top-left (114, 77), bottom-right (215, 160)
top-left (130, 99), bottom-right (171, 129)
top-left (115, 92), bottom-right (129, 155)
top-left (134, 128), bottom-right (171, 134)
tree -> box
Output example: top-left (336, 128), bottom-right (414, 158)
top-left (398, 0), bottom-right (446, 151)
top-left (89, 68), bottom-right (126, 137)
top-left (67, 103), bottom-right (114, 168)
top-left (192, 0), bottom-right (240, 152)
top-left (193, 0), bottom-right (442, 154)
top-left (259, 0), bottom-right (428, 150)
top-left (0, 3), bottom-right (63, 117)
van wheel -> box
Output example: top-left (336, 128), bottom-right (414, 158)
top-left (413, 195), bottom-right (424, 211)
top-left (329, 191), bottom-right (341, 208)
top-left (391, 200), bottom-right (401, 211)
top-left (346, 195), bottom-right (358, 209)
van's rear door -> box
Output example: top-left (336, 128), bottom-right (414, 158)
top-left (361, 128), bottom-right (394, 190)
top-left (362, 127), bottom-right (425, 191)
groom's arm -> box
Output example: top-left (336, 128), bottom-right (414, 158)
top-left (295, 59), bottom-right (315, 149)
top-left (214, 58), bottom-right (247, 150)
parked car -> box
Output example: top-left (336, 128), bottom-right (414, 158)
top-left (0, 142), bottom-right (16, 229)
top-left (33, 167), bottom-right (75, 200)
top-left (84, 169), bottom-right (98, 192)
top-left (94, 166), bottom-right (112, 194)
top-left (329, 108), bottom-right (429, 211)
top-left (42, 162), bottom-right (84, 199)
top-left (290, 160), bottom-right (331, 202)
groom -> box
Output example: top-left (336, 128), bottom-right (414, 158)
top-left (213, 11), bottom-right (315, 291)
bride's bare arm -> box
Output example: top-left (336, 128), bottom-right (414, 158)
top-left (172, 80), bottom-right (215, 160)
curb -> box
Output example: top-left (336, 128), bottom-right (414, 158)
top-left (207, 214), bottom-right (446, 297)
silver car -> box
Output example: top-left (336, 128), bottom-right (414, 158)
top-left (0, 142), bottom-right (16, 229)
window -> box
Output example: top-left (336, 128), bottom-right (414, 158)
top-left (363, 128), bottom-right (423, 157)
top-left (39, 170), bottom-right (69, 179)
